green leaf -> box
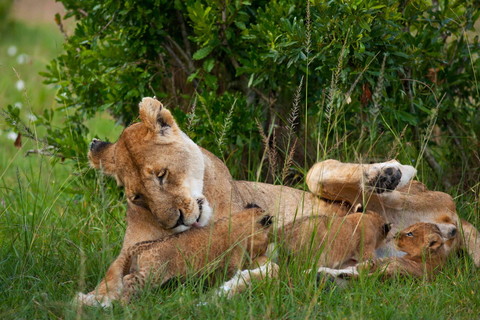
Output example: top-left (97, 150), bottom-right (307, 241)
top-left (203, 58), bottom-right (215, 73)
top-left (193, 46), bottom-right (214, 60)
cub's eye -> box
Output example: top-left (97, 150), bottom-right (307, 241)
top-left (157, 169), bottom-right (168, 185)
top-left (406, 232), bottom-right (414, 237)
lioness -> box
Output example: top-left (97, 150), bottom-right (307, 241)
top-left (277, 211), bottom-right (390, 268)
top-left (118, 206), bottom-right (274, 304)
top-left (318, 222), bottom-right (450, 279)
top-left (79, 97), bottom-right (480, 306)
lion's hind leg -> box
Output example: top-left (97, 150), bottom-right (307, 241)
top-left (215, 257), bottom-right (279, 298)
top-left (460, 219), bottom-right (480, 267)
top-left (306, 159), bottom-right (417, 204)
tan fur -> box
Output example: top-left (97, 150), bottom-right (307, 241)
top-left (317, 222), bottom-right (449, 279)
top-left (119, 207), bottom-right (272, 303)
top-left (278, 211), bottom-right (389, 268)
top-left (358, 222), bottom-right (448, 279)
top-left (77, 97), bottom-right (480, 306)
top-left (80, 97), bottom-right (349, 305)
top-left (306, 160), bottom-right (479, 263)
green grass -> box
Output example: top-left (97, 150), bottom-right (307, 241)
top-left (1, 17), bottom-right (480, 320)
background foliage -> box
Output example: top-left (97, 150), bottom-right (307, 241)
top-left (4, 0), bottom-right (480, 186)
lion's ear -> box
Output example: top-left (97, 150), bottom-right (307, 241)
top-left (88, 139), bottom-right (117, 176)
top-left (138, 97), bottom-right (178, 136)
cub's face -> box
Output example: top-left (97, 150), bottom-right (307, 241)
top-left (88, 98), bottom-right (212, 233)
top-left (395, 223), bottom-right (446, 259)
top-left (234, 205), bottom-right (273, 258)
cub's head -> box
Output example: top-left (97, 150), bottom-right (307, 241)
top-left (235, 204), bottom-right (273, 258)
top-left (395, 223), bottom-right (447, 260)
top-left (355, 210), bottom-right (391, 245)
top-left (88, 97), bottom-right (212, 233)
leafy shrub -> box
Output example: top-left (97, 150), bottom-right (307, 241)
top-left (0, 0), bottom-right (13, 29)
top-left (3, 0), bottom-right (480, 187)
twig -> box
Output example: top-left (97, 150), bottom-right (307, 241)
top-left (165, 35), bottom-right (195, 72)
top-left (176, 10), bottom-right (192, 57)
top-left (252, 88), bottom-right (276, 107)
top-left (164, 43), bottom-right (199, 91)
top-left (78, 9), bottom-right (88, 17)
top-left (25, 146), bottom-right (58, 157)
top-left (54, 14), bottom-right (68, 39)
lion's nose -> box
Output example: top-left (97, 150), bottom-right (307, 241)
top-left (90, 138), bottom-right (101, 150)
top-left (173, 209), bottom-right (185, 228)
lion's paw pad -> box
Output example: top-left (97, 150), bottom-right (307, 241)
top-left (368, 166), bottom-right (402, 193)
top-left (365, 161), bottom-right (416, 193)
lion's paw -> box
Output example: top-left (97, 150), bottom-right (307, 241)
top-left (74, 292), bottom-right (113, 308)
top-left (365, 160), bottom-right (416, 193)
top-left (317, 266), bottom-right (359, 278)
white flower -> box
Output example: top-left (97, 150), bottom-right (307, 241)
top-left (17, 54), bottom-right (30, 64)
top-left (15, 80), bottom-right (25, 91)
top-left (26, 113), bottom-right (37, 121)
top-left (7, 131), bottom-right (18, 141)
top-left (7, 46), bottom-right (17, 57)
top-left (14, 102), bottom-right (23, 109)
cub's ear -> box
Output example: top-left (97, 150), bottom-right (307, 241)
top-left (426, 234), bottom-right (443, 251)
top-left (259, 215), bottom-right (273, 228)
top-left (382, 223), bottom-right (392, 236)
top-left (88, 139), bottom-right (117, 177)
top-left (138, 97), bottom-right (179, 136)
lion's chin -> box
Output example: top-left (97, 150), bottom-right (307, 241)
top-left (171, 224), bottom-right (191, 233)
top-left (168, 201), bottom-right (213, 233)
top-left (196, 199), bottom-right (213, 227)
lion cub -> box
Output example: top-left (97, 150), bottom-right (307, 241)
top-left (278, 211), bottom-right (390, 269)
top-left (318, 222), bottom-right (448, 279)
top-left (359, 222), bottom-right (448, 278)
top-left (120, 205), bottom-right (273, 303)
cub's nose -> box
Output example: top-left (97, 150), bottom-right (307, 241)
top-left (448, 227), bottom-right (457, 238)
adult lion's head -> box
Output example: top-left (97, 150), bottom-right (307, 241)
top-left (88, 97), bottom-right (212, 233)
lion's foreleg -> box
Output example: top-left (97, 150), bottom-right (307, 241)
top-left (75, 253), bottom-right (127, 307)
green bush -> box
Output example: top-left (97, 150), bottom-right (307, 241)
top-left (0, 0), bottom-right (13, 29)
top-left (4, 0), bottom-right (480, 186)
